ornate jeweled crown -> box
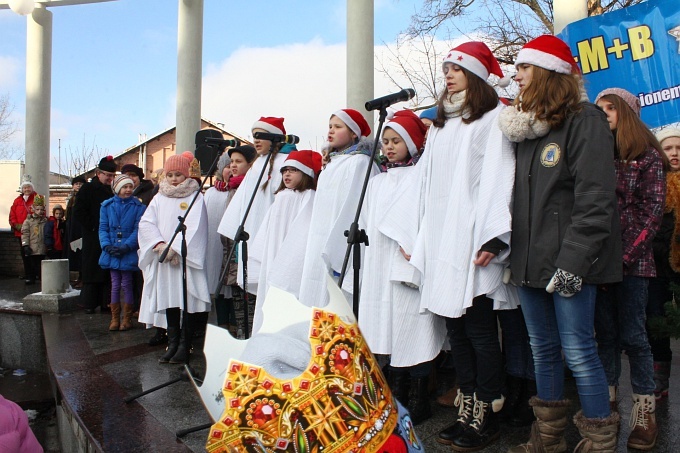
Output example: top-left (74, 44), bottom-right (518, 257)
top-left (33, 194), bottom-right (45, 207)
top-left (190, 157), bottom-right (201, 179)
top-left (206, 308), bottom-right (397, 453)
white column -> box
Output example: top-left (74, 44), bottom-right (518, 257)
top-left (346, 0), bottom-right (374, 135)
top-left (175, 0), bottom-right (203, 154)
top-left (25, 5), bottom-right (52, 201)
top-left (553, 0), bottom-right (588, 34)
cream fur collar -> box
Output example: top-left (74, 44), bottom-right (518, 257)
top-left (158, 178), bottom-right (199, 198)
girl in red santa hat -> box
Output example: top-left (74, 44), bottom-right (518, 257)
top-left (405, 41), bottom-right (518, 451)
top-left (358, 109), bottom-right (446, 426)
top-left (217, 117), bottom-right (295, 334)
top-left (249, 150), bottom-right (322, 333)
top-left (499, 35), bottom-right (622, 451)
top-left (298, 108), bottom-right (380, 308)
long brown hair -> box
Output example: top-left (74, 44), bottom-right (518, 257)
top-left (433, 66), bottom-right (498, 128)
top-left (274, 172), bottom-right (316, 193)
top-left (600, 94), bottom-right (667, 168)
top-left (516, 66), bottom-right (583, 130)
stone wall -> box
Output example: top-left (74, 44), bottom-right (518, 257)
top-left (0, 229), bottom-right (24, 277)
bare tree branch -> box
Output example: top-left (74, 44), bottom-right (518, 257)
top-left (53, 134), bottom-right (107, 178)
top-left (0, 93), bottom-right (22, 160)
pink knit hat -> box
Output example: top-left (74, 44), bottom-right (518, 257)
top-left (164, 154), bottom-right (191, 178)
top-left (595, 87), bottom-right (641, 117)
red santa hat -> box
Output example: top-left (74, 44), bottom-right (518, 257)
top-left (515, 35), bottom-right (580, 75)
top-left (252, 116), bottom-right (286, 135)
top-left (332, 109), bottom-right (371, 138)
top-left (443, 41), bottom-right (510, 87)
top-left (282, 150), bottom-right (322, 178)
top-left (385, 110), bottom-right (428, 156)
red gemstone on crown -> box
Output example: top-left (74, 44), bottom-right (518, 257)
top-left (283, 382), bottom-right (293, 392)
top-left (316, 345), bottom-right (324, 355)
top-left (252, 402), bottom-right (276, 427)
top-left (211, 429), bottom-right (223, 439)
top-left (300, 380), bottom-right (310, 390)
top-left (334, 349), bottom-right (350, 370)
top-left (262, 379), bottom-right (274, 390)
top-left (230, 398), bottom-right (240, 408)
top-left (310, 364), bottom-right (320, 375)
top-left (230, 362), bottom-right (242, 373)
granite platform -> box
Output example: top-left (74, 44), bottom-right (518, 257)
top-left (1, 275), bottom-right (680, 452)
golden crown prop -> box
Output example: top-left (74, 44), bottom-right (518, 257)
top-left (200, 280), bottom-right (400, 453)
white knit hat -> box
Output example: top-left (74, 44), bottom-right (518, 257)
top-left (656, 128), bottom-right (680, 145)
top-left (113, 175), bottom-right (134, 194)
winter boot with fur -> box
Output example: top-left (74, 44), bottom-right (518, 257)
top-left (437, 390), bottom-right (474, 445)
top-left (627, 393), bottom-right (657, 450)
top-left (653, 361), bottom-right (670, 400)
top-left (407, 376), bottom-right (432, 425)
top-left (498, 374), bottom-right (523, 422)
top-left (508, 397), bottom-right (570, 453)
top-left (119, 303), bottom-right (134, 331)
top-left (108, 304), bottom-right (121, 331)
top-left (509, 378), bottom-right (537, 427)
top-left (573, 410), bottom-right (620, 453)
top-left (450, 393), bottom-right (503, 451)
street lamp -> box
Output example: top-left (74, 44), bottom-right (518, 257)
top-left (8, 0), bottom-right (34, 15)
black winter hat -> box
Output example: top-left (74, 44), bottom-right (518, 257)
top-left (97, 155), bottom-right (117, 173)
top-left (228, 145), bottom-right (257, 163)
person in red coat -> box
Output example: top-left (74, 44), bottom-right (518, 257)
top-left (9, 179), bottom-right (36, 279)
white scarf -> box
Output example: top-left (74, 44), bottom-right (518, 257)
top-left (158, 177), bottom-right (199, 198)
top-left (497, 96), bottom-right (551, 143)
top-left (442, 91), bottom-right (468, 118)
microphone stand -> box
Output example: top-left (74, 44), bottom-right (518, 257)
top-left (213, 142), bottom-right (284, 339)
top-left (337, 106), bottom-right (389, 317)
top-left (125, 145), bottom-right (225, 409)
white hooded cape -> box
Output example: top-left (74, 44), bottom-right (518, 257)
top-left (137, 190), bottom-right (210, 328)
top-left (249, 188), bottom-right (315, 333)
top-left (297, 153), bottom-right (379, 308)
top-left (359, 167), bottom-right (446, 367)
top-left (217, 153), bottom-right (287, 295)
top-left (409, 103), bottom-right (519, 318)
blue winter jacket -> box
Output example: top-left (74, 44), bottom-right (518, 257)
top-left (98, 195), bottom-right (146, 271)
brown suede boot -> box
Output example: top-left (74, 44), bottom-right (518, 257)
top-left (109, 304), bottom-right (121, 331)
top-left (436, 385), bottom-right (460, 408)
top-left (508, 397), bottom-right (570, 453)
top-left (119, 303), bottom-right (134, 331)
top-left (627, 393), bottom-right (657, 450)
top-left (573, 410), bottom-right (620, 452)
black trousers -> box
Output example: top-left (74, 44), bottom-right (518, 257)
top-left (446, 295), bottom-right (503, 402)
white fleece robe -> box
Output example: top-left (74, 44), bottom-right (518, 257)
top-left (358, 166), bottom-right (446, 367)
top-left (298, 153), bottom-right (380, 308)
top-left (137, 184), bottom-right (211, 328)
top-left (204, 186), bottom-right (235, 298)
top-left (249, 188), bottom-right (315, 333)
top-left (217, 153), bottom-right (287, 295)
top-left (409, 103), bottom-right (519, 318)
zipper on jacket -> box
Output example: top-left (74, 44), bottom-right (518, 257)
top-left (523, 148), bottom-right (539, 286)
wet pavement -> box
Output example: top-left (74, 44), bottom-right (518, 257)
top-left (1, 275), bottom-right (679, 452)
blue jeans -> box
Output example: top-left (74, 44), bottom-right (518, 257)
top-left (595, 276), bottom-right (655, 395)
top-left (519, 285), bottom-right (610, 418)
top-left (498, 307), bottom-right (535, 380)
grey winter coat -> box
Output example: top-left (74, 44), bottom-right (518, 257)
top-left (510, 103), bottom-right (623, 288)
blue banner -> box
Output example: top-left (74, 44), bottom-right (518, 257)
top-left (558, 0), bottom-right (680, 128)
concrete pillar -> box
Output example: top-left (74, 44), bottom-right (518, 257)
top-left (553, 0), bottom-right (588, 34)
top-left (175, 0), bottom-right (203, 154)
top-left (41, 259), bottom-right (69, 295)
top-left (25, 5), bottom-right (52, 202)
top-left (346, 0), bottom-right (374, 136)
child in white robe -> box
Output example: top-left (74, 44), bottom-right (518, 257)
top-left (217, 117), bottom-right (295, 300)
top-left (204, 145), bottom-right (256, 333)
top-left (250, 150), bottom-right (322, 333)
top-left (359, 110), bottom-right (446, 425)
top-left (298, 109), bottom-right (380, 308)
top-left (410, 42), bottom-right (517, 450)
top-left (138, 153), bottom-right (211, 365)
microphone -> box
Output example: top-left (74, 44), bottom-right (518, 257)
top-left (365, 88), bottom-right (416, 111)
top-left (253, 132), bottom-right (300, 144)
top-left (203, 137), bottom-right (240, 147)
